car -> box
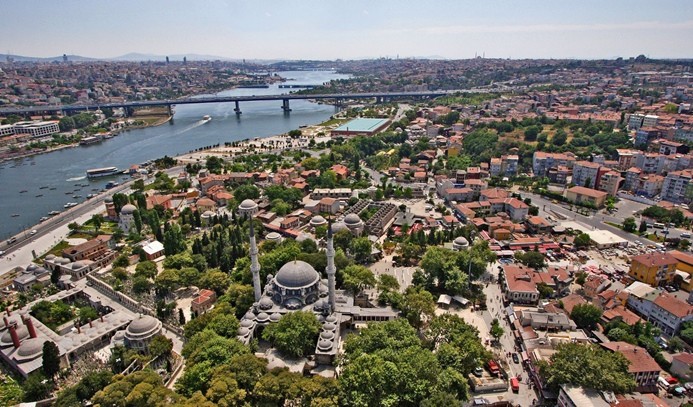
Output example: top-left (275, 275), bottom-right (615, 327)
top-left (473, 367), bottom-right (484, 377)
top-left (0, 250), bottom-right (4, 257)
top-left (30, 230), bottom-right (37, 236)
top-left (7, 237), bottom-right (17, 244)
top-left (512, 353), bottom-right (520, 364)
top-left (665, 285), bottom-right (677, 293)
top-left (681, 233), bottom-right (691, 239)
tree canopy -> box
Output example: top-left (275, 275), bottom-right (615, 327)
top-left (261, 311), bottom-right (321, 358)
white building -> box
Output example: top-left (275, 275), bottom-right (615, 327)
top-left (12, 121), bottom-right (60, 138)
top-left (661, 170), bottom-right (693, 203)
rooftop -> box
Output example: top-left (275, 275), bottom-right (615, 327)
top-left (333, 118), bottom-right (390, 133)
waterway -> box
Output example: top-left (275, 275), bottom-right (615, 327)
top-left (0, 70), bottom-right (350, 239)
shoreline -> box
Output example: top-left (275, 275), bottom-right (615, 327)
top-left (0, 115), bottom-right (172, 164)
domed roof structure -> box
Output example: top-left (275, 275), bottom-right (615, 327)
top-left (202, 210), bottom-right (215, 217)
top-left (238, 327), bottom-right (250, 337)
top-left (239, 199), bottom-right (258, 210)
top-left (325, 314), bottom-right (337, 323)
top-left (317, 339), bottom-right (333, 351)
top-left (258, 297), bottom-right (274, 310)
top-left (256, 312), bottom-right (270, 323)
top-left (125, 315), bottom-right (161, 339)
top-left (72, 261), bottom-right (85, 270)
top-left (454, 236), bottom-right (469, 247)
top-left (331, 222), bottom-right (348, 233)
top-left (45, 254), bottom-right (56, 261)
top-left (320, 331), bottom-right (335, 340)
top-left (26, 264), bottom-right (37, 271)
top-left (15, 337), bottom-right (44, 360)
top-left (323, 322), bottom-right (337, 331)
top-left (310, 215), bottom-right (327, 227)
top-left (275, 261), bottom-right (320, 289)
top-left (266, 232), bottom-right (282, 242)
top-left (270, 313), bottom-right (282, 322)
top-left (344, 213), bottom-right (362, 225)
top-left (240, 319), bottom-right (254, 328)
top-left (121, 204), bottom-right (137, 215)
top-left (1, 325), bottom-right (29, 346)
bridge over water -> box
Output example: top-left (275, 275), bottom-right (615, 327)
top-left (0, 91), bottom-right (449, 116)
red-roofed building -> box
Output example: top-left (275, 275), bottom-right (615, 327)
top-left (191, 289), bottom-right (217, 316)
top-left (601, 342), bottom-right (660, 393)
top-left (650, 293), bottom-right (693, 336)
top-left (670, 353), bottom-right (693, 381)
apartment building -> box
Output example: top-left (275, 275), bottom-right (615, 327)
top-left (565, 186), bottom-right (607, 208)
top-left (601, 342), bottom-right (660, 393)
top-left (597, 171), bottom-right (623, 197)
top-left (571, 160), bottom-right (601, 189)
top-left (629, 253), bottom-right (678, 287)
top-left (532, 152), bottom-right (576, 177)
top-left (661, 170), bottom-right (693, 203)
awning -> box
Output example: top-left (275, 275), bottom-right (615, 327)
top-left (452, 296), bottom-right (469, 305)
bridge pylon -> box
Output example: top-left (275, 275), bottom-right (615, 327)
top-left (281, 99), bottom-right (291, 112)
top-left (234, 101), bottom-right (242, 115)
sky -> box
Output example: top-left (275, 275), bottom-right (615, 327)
top-left (1, 0), bottom-right (692, 60)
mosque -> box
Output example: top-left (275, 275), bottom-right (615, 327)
top-left (236, 217), bottom-right (398, 365)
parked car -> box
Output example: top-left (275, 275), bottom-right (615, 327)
top-left (512, 353), bottom-right (520, 364)
top-left (30, 229), bottom-right (37, 236)
top-left (473, 367), bottom-right (484, 377)
top-left (681, 233), bottom-right (691, 238)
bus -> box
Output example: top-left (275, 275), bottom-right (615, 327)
top-left (653, 222), bottom-right (665, 229)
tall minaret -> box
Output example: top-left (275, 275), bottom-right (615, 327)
top-left (249, 219), bottom-right (262, 302)
top-left (326, 221), bottom-right (337, 310)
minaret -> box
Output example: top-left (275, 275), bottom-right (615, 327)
top-left (249, 219), bottom-right (262, 301)
top-left (326, 221), bottom-right (337, 310)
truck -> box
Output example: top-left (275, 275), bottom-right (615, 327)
top-left (486, 360), bottom-right (500, 376)
top-left (510, 377), bottom-right (520, 392)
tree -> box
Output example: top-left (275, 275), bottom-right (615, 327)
top-left (399, 286), bottom-right (436, 331)
top-left (575, 271), bottom-right (587, 286)
top-left (112, 267), bottom-right (128, 281)
top-left (574, 232), bottom-right (591, 249)
top-left (198, 269), bottom-right (230, 296)
top-left (349, 237), bottom-right (372, 264)
top-left (90, 214), bottom-right (104, 233)
top-left (570, 303), bottom-right (603, 330)
top-left (490, 318), bottom-right (504, 342)
top-left (538, 343), bottom-right (635, 393)
top-left (262, 311), bottom-right (321, 357)
top-left (135, 260), bottom-right (158, 279)
top-left (178, 308), bottom-right (186, 325)
top-left (42, 340), bottom-right (61, 377)
top-left (149, 334), bottom-right (173, 357)
top-left (341, 265), bottom-right (376, 297)
top-left (132, 275), bottom-right (152, 293)
top-left (622, 217), bottom-right (637, 233)
top-left (78, 306), bottom-right (98, 325)
top-left (639, 220), bottom-right (648, 234)
top-left (113, 254), bottom-right (130, 268)
top-left (92, 370), bottom-right (177, 406)
top-left (22, 373), bottom-right (53, 402)
top-left (514, 250), bottom-right (546, 269)
top-left (537, 282), bottom-right (554, 299)
top-left (523, 125), bottom-right (541, 141)
top-left (377, 274), bottom-right (400, 293)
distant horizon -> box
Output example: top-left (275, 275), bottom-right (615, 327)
top-left (1, 0), bottom-right (692, 60)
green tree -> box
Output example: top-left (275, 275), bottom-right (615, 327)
top-left (198, 269), bottom-right (230, 295)
top-left (112, 267), bottom-right (128, 281)
top-left (92, 370), bottom-right (178, 406)
top-left (262, 311), bottom-right (321, 357)
top-left (22, 373), bottom-right (53, 402)
top-left (538, 342), bottom-right (635, 393)
top-left (132, 275), bottom-right (152, 293)
top-left (570, 303), bottom-right (603, 330)
top-left (622, 217), bottom-right (637, 233)
top-left (78, 306), bottom-right (98, 325)
top-left (232, 184), bottom-right (260, 203)
top-left (42, 340), bottom-right (61, 377)
top-left (639, 220), bottom-right (648, 234)
top-left (342, 265), bottom-right (376, 297)
top-left (574, 232), bottom-right (591, 249)
top-left (149, 334), bottom-right (173, 357)
top-left (135, 260), bottom-right (158, 279)
top-left (490, 318), bottom-right (504, 342)
top-left (113, 254), bottom-right (130, 268)
top-left (514, 250), bottom-right (546, 269)
top-left (90, 214), bottom-right (104, 233)
top-left (349, 237), bottom-right (373, 264)
top-left (399, 286), bottom-right (436, 331)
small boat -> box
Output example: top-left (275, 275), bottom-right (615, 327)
top-left (35, 194), bottom-right (43, 197)
top-left (72, 195), bottom-right (81, 199)
top-left (65, 191), bottom-right (72, 195)
top-left (48, 211), bottom-right (60, 216)
top-left (19, 190), bottom-right (27, 193)
top-left (11, 214), bottom-right (19, 217)
top-left (81, 184), bottom-right (89, 187)
top-left (74, 183), bottom-right (81, 186)
top-left (39, 186), bottom-right (48, 189)
top-left (49, 187), bottom-right (56, 190)
top-left (202, 115), bottom-right (212, 122)
top-left (40, 216), bottom-right (49, 222)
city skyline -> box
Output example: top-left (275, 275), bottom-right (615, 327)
top-left (1, 0), bottom-right (692, 60)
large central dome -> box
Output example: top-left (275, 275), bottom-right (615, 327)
top-left (275, 260), bottom-right (320, 288)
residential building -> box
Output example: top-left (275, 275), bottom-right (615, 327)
top-left (565, 186), bottom-right (607, 208)
top-left (557, 385), bottom-right (609, 407)
top-left (191, 289), bottom-right (217, 315)
top-left (317, 197), bottom-right (340, 215)
top-left (601, 342), bottom-right (660, 393)
top-left (661, 170), bottom-right (693, 203)
top-left (533, 152), bottom-right (576, 177)
top-left (597, 171), bottom-right (623, 197)
top-left (649, 293), bottom-right (693, 337)
top-left (670, 353), bottom-right (693, 381)
top-left (629, 253), bottom-right (678, 287)
top-left (572, 161), bottom-right (601, 189)
top-left (624, 282), bottom-right (660, 318)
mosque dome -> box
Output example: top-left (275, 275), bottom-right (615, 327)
top-left (344, 213), bottom-right (362, 226)
top-left (310, 215), bottom-right (327, 227)
top-left (125, 315), bottom-right (161, 339)
top-left (16, 338), bottom-right (44, 360)
top-left (270, 313), bottom-right (282, 322)
top-left (1, 325), bottom-right (29, 346)
top-left (258, 297), bottom-right (274, 310)
top-left (454, 236), bottom-right (469, 247)
top-left (317, 339), bottom-right (333, 351)
top-left (256, 312), bottom-right (270, 323)
top-left (239, 199), bottom-right (258, 210)
top-left (121, 204), bottom-right (137, 215)
top-left (240, 319), bottom-right (254, 328)
top-left (331, 222), bottom-right (348, 233)
top-left (275, 261), bottom-right (320, 289)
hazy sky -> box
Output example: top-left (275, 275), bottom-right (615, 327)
top-left (2, 0), bottom-right (691, 60)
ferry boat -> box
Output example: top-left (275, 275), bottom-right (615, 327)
top-left (86, 167), bottom-right (120, 178)
top-left (202, 115), bottom-right (212, 122)
top-left (79, 136), bottom-right (101, 146)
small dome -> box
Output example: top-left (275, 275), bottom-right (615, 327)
top-left (270, 313), bottom-right (282, 322)
top-left (244, 311), bottom-right (256, 320)
top-left (45, 254), bottom-right (56, 260)
top-left (325, 314), bottom-right (337, 323)
top-left (105, 197), bottom-right (113, 203)
top-left (72, 261), bottom-right (85, 270)
top-left (239, 199), bottom-right (258, 210)
top-left (238, 327), bottom-right (250, 337)
top-left (16, 337), bottom-right (45, 359)
top-left (1, 325), bottom-right (29, 345)
top-left (266, 232), bottom-right (282, 241)
top-left (317, 315), bottom-right (326, 323)
top-left (26, 264), bottom-right (37, 271)
top-left (323, 322), bottom-right (337, 331)
top-left (258, 297), bottom-right (274, 310)
top-left (126, 315), bottom-right (159, 336)
top-left (320, 331), bottom-right (335, 340)
top-left (256, 312), bottom-right (270, 323)
top-left (121, 204), bottom-right (137, 215)
top-left (240, 319), bottom-right (254, 328)
top-left (310, 215), bottom-right (327, 227)
top-left (453, 236), bottom-right (469, 247)
top-left (344, 213), bottom-right (362, 225)
top-left (313, 299), bottom-right (326, 311)
top-left (318, 339), bottom-right (333, 351)
top-left (202, 210), bottom-right (215, 217)
top-left (331, 222), bottom-right (348, 233)
top-left (367, 186), bottom-right (378, 192)
top-left (58, 257), bottom-right (70, 265)
top-left (275, 261), bottom-right (320, 289)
